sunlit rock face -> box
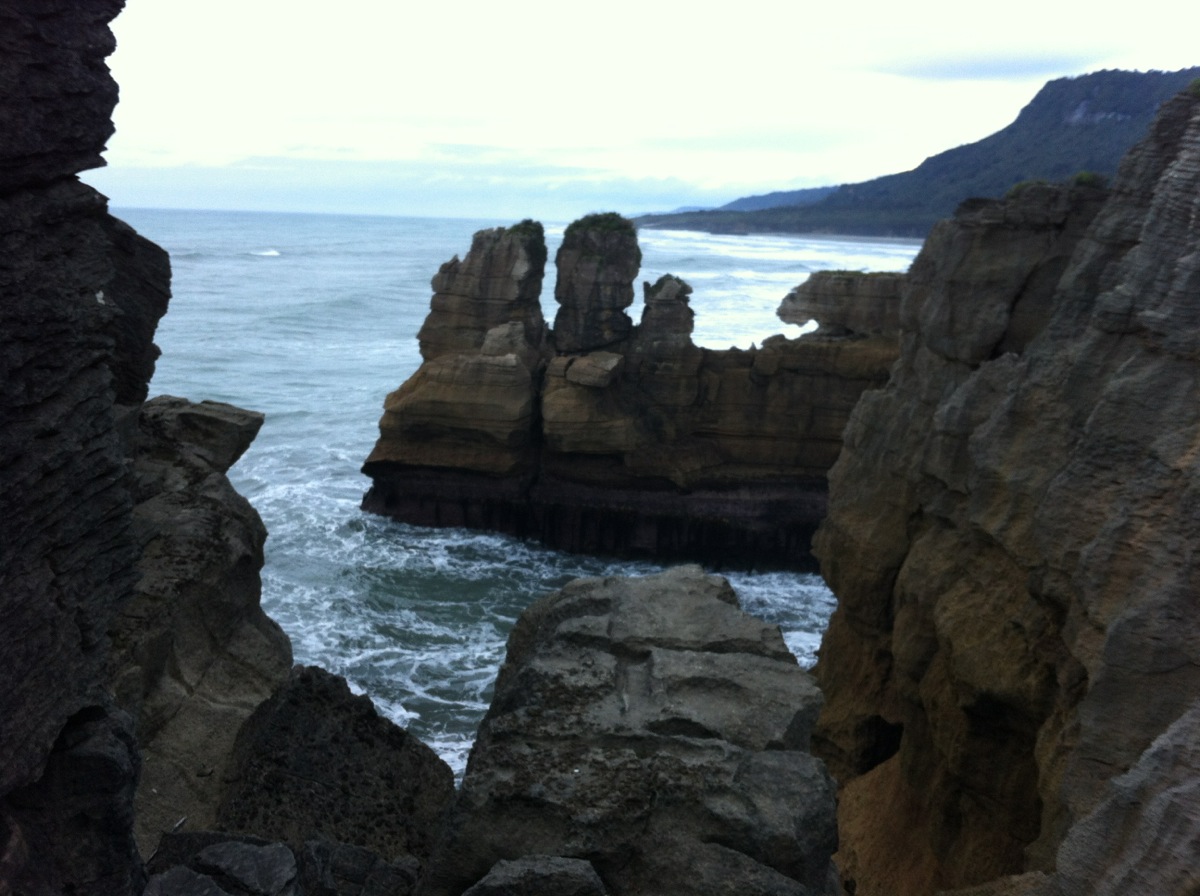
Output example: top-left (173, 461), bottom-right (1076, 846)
top-left (364, 215), bottom-right (899, 568)
top-left (811, 88), bottom-right (1200, 896)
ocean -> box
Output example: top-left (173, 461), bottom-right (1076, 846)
top-left (119, 207), bottom-right (921, 773)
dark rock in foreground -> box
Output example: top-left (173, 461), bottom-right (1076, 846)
top-left (420, 566), bottom-right (837, 896)
top-left (218, 665), bottom-right (455, 872)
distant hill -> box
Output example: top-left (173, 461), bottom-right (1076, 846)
top-left (718, 186), bottom-right (839, 212)
top-left (638, 68), bottom-right (1200, 238)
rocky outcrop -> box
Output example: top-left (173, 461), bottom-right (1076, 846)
top-left (363, 215), bottom-right (899, 567)
top-left (109, 396), bottom-right (293, 853)
top-left (416, 221), bottom-right (548, 362)
top-left (777, 270), bottom-right (904, 336)
top-left (0, 2), bottom-right (164, 891)
top-left (420, 566), bottom-right (837, 896)
top-left (217, 666), bottom-right (454, 873)
top-left (551, 213), bottom-right (642, 352)
top-left (811, 89), bottom-right (1200, 894)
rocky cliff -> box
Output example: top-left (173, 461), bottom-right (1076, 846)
top-left (363, 215), bottom-right (900, 567)
top-left (1, 3), bottom-right (446, 891)
top-left (812, 87), bottom-right (1200, 894)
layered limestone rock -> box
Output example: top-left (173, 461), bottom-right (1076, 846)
top-left (0, 2), bottom-right (156, 890)
top-left (777, 270), bottom-right (905, 336)
top-left (367, 223), bottom-right (548, 479)
top-left (551, 212), bottom-right (642, 352)
top-left (417, 220), bottom-right (548, 361)
top-left (812, 89), bottom-right (1200, 895)
top-left (421, 567), bottom-right (837, 896)
top-left (364, 217), bottom-right (899, 566)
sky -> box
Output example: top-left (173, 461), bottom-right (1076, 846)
top-left (81, 0), bottom-right (1198, 222)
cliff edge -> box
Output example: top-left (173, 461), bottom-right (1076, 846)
top-left (812, 86), bottom-right (1200, 894)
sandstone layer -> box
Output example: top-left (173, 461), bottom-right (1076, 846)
top-left (363, 215), bottom-right (900, 567)
top-left (812, 89), bottom-right (1200, 894)
top-left (420, 566), bottom-right (837, 896)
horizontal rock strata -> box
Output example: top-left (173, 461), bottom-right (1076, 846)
top-left (812, 88), bottom-right (1200, 894)
top-left (420, 566), bottom-right (837, 896)
top-left (363, 215), bottom-right (900, 567)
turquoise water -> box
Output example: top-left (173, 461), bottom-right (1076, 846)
top-left (122, 207), bottom-right (919, 772)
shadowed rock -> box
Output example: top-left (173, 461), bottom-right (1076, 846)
top-left (218, 666), bottom-right (454, 873)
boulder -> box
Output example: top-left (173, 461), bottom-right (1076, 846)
top-left (461, 856), bottom-right (607, 896)
top-left (217, 666), bottom-right (455, 872)
top-left (421, 566), bottom-right (836, 896)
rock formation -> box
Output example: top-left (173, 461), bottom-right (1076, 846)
top-left (777, 270), bottom-right (905, 336)
top-left (811, 88), bottom-right (1200, 894)
top-left (363, 215), bottom-right (900, 567)
top-left (1, 4), bottom-right (443, 892)
top-left (2, 2), bottom-right (160, 890)
top-left (217, 666), bottom-right (454, 874)
top-left (420, 566), bottom-right (837, 896)
top-left (111, 396), bottom-right (294, 852)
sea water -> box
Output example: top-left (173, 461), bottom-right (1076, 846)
top-left (120, 207), bottom-right (920, 773)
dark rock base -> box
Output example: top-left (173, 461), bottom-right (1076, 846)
top-left (361, 466), bottom-right (825, 570)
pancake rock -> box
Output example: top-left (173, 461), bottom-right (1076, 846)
top-left (363, 214), bottom-right (900, 566)
top-left (420, 566), bottom-right (837, 896)
top-left (0, 2), bottom-right (162, 890)
top-left (777, 270), bottom-right (905, 336)
top-left (811, 87), bottom-right (1200, 894)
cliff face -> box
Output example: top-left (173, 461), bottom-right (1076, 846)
top-left (363, 215), bottom-right (900, 567)
top-left (1, 2), bottom-right (154, 890)
top-left (0, 1), bottom-right (298, 886)
top-left (812, 89), bottom-right (1200, 894)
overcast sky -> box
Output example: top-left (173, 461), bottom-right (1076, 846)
top-left (82, 0), bottom-right (1197, 221)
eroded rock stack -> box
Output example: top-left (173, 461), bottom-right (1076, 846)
top-left (421, 566), bottom-right (837, 896)
top-left (812, 89), bottom-right (1200, 894)
top-left (364, 214), bottom-right (901, 566)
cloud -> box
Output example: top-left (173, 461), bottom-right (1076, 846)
top-left (81, 156), bottom-right (738, 222)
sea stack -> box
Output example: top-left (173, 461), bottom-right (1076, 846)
top-left (363, 214), bottom-right (902, 567)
